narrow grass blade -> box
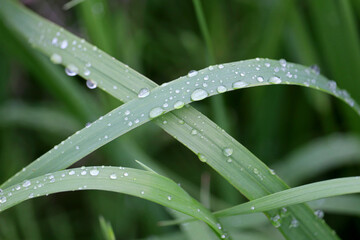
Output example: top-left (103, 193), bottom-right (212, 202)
top-left (215, 177), bottom-right (360, 217)
top-left (99, 216), bottom-right (116, 240)
top-left (0, 101), bottom-right (81, 136)
top-left (308, 195), bottom-right (360, 216)
top-left (274, 134), bottom-right (360, 185)
top-left (0, 167), bottom-right (226, 238)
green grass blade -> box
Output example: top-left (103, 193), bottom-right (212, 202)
top-left (2, 57), bottom-right (358, 189)
top-left (0, 101), bottom-right (81, 136)
top-left (274, 134), bottom-right (360, 185)
top-left (0, 167), bottom-right (226, 238)
top-left (308, 195), bottom-right (360, 216)
top-left (215, 177), bottom-right (360, 217)
top-left (99, 216), bottom-right (116, 240)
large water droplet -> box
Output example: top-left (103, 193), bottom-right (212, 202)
top-left (138, 88), bottom-right (150, 98)
top-left (233, 81), bottom-right (248, 89)
top-left (60, 40), bottom-right (68, 49)
top-left (256, 76), bottom-right (264, 82)
top-left (22, 180), bottom-right (31, 188)
top-left (174, 101), bottom-right (185, 109)
top-left (310, 65), bottom-right (320, 75)
top-left (65, 65), bottom-right (79, 76)
top-left (0, 196), bottom-right (7, 204)
top-left (191, 89), bottom-right (208, 101)
top-left (217, 86), bottom-right (227, 93)
top-left (223, 148), bottom-right (233, 157)
top-left (197, 153), bottom-right (207, 162)
top-left (86, 80), bottom-right (97, 89)
top-left (314, 210), bottom-right (324, 219)
top-left (188, 70), bottom-right (198, 77)
top-left (50, 53), bottom-right (62, 64)
top-left (149, 107), bottom-right (165, 119)
top-left (90, 169), bottom-right (99, 176)
top-left (279, 59), bottom-right (287, 67)
top-left (289, 218), bottom-right (299, 228)
top-left (269, 76), bottom-right (281, 84)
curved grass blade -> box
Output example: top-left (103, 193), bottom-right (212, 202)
top-left (2, 1), bottom-right (359, 239)
top-left (0, 101), bottom-right (81, 135)
top-left (274, 134), bottom-right (360, 185)
top-left (163, 177), bottom-right (360, 224)
top-left (308, 195), bottom-right (360, 216)
top-left (1, 58), bottom-right (358, 189)
top-left (0, 167), bottom-right (226, 238)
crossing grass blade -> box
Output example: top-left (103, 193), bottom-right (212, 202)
top-left (0, 167), bottom-right (226, 238)
top-left (162, 177), bottom-right (360, 225)
top-left (1, 1), bottom-right (360, 239)
top-left (215, 177), bottom-right (360, 217)
top-left (274, 134), bottom-right (360, 185)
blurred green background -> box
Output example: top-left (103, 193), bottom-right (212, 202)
top-left (0, 0), bottom-right (359, 239)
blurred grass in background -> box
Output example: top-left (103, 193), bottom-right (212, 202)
top-left (0, 0), bottom-right (359, 239)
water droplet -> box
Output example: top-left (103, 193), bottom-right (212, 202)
top-left (310, 65), bottom-right (320, 75)
top-left (197, 153), bottom-right (207, 162)
top-left (191, 129), bottom-right (198, 135)
top-left (279, 59), bottom-right (287, 67)
top-left (123, 172), bottom-right (128, 177)
top-left (217, 86), bottom-right (227, 93)
top-left (218, 64), bottom-right (224, 69)
top-left (233, 81), bottom-right (248, 89)
top-left (167, 196), bottom-right (172, 200)
top-left (271, 214), bottom-right (281, 228)
top-left (110, 174), bottom-right (117, 180)
top-left (149, 107), bottom-right (165, 119)
top-left (250, 206), bottom-right (255, 210)
top-left (223, 148), bottom-right (233, 157)
top-left (22, 180), bottom-right (31, 188)
top-left (328, 81), bottom-right (337, 91)
top-left (0, 196), bottom-right (7, 204)
top-left (90, 169), bottom-right (99, 176)
top-left (265, 62), bottom-right (271, 67)
top-left (86, 80), bottom-right (97, 89)
top-left (50, 53), bottom-right (62, 64)
top-left (174, 101), bottom-right (185, 109)
top-left (314, 210), bottom-right (324, 219)
top-left (84, 68), bottom-right (91, 76)
top-left (141, 191), bottom-right (145, 195)
top-left (188, 70), bottom-right (198, 77)
top-left (289, 218), bottom-right (299, 228)
top-left (60, 40), bottom-right (68, 49)
top-left (65, 64), bottom-right (79, 76)
top-left (138, 88), bottom-right (150, 98)
top-left (269, 169), bottom-right (276, 175)
top-left (269, 76), bottom-right (281, 84)
top-left (256, 76), bottom-right (264, 82)
top-left (191, 89), bottom-right (208, 101)
top-left (69, 170), bottom-right (75, 175)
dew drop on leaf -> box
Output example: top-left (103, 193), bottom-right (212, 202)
top-left (86, 80), bottom-right (97, 89)
top-left (138, 88), bottom-right (150, 98)
top-left (65, 64), bottom-right (79, 76)
top-left (187, 70), bottom-right (198, 77)
top-left (191, 89), bottom-right (208, 101)
top-left (50, 53), bottom-right (62, 64)
top-left (233, 81), bottom-right (248, 89)
top-left (223, 148), bottom-right (233, 157)
top-left (149, 107), bottom-right (165, 119)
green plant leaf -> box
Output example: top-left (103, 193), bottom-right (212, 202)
top-left (0, 166), bottom-right (226, 238)
top-left (215, 177), bottom-right (360, 217)
top-left (274, 134), bottom-right (360, 185)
